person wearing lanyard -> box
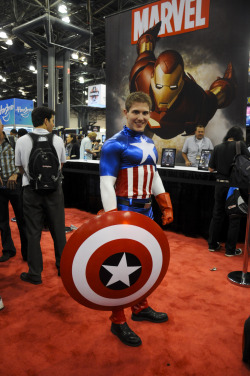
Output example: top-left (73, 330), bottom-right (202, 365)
top-left (182, 125), bottom-right (214, 167)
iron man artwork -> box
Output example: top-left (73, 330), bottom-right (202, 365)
top-left (129, 22), bottom-right (236, 139)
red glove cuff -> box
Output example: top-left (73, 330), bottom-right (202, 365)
top-left (155, 192), bottom-right (173, 225)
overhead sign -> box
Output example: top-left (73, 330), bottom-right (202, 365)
top-left (131, 0), bottom-right (210, 43)
top-left (0, 98), bottom-right (33, 126)
top-left (60, 211), bottom-right (170, 311)
top-left (15, 98), bottom-right (33, 125)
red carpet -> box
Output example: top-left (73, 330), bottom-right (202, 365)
top-left (1, 207), bottom-right (250, 376)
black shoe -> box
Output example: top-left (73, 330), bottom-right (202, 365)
top-left (225, 248), bottom-right (242, 257)
top-left (208, 242), bottom-right (221, 252)
top-left (0, 296), bottom-right (4, 310)
top-left (20, 272), bottom-right (42, 285)
top-left (0, 253), bottom-right (15, 262)
top-left (131, 307), bottom-right (168, 323)
top-left (111, 322), bottom-right (142, 347)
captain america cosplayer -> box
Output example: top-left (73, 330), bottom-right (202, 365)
top-left (99, 92), bottom-right (173, 347)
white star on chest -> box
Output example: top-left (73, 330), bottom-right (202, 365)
top-left (102, 253), bottom-right (141, 287)
top-left (131, 137), bottom-right (156, 164)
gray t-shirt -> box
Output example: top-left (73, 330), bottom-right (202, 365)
top-left (80, 137), bottom-right (93, 160)
top-left (182, 135), bottom-right (213, 166)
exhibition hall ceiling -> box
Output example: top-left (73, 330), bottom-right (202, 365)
top-left (0, 0), bottom-right (151, 107)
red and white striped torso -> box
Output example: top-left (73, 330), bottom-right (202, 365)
top-left (115, 165), bottom-right (155, 199)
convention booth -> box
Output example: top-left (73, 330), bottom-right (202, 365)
top-left (62, 160), bottom-right (246, 240)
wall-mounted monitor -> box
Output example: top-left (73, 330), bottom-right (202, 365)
top-left (88, 84), bottom-right (106, 108)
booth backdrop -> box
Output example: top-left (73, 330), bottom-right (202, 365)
top-left (105, 0), bottom-right (250, 163)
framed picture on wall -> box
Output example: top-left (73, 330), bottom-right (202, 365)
top-left (161, 148), bottom-right (176, 168)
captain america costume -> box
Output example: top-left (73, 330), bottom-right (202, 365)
top-left (99, 124), bottom-right (170, 325)
top-left (100, 125), bottom-right (165, 217)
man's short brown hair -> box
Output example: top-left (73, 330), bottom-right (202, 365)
top-left (125, 92), bottom-right (152, 112)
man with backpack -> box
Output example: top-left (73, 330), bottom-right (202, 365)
top-left (15, 107), bottom-right (66, 284)
top-left (208, 126), bottom-right (250, 257)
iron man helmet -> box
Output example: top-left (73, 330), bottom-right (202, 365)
top-left (151, 50), bottom-right (185, 110)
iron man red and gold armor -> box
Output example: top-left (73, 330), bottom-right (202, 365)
top-left (129, 22), bottom-right (236, 139)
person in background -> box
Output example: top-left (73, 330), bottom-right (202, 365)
top-left (208, 126), bottom-right (250, 256)
top-left (65, 133), bottom-right (80, 160)
top-left (92, 139), bottom-right (102, 160)
top-left (9, 128), bottom-right (29, 224)
top-left (80, 132), bottom-right (97, 160)
top-left (182, 125), bottom-right (213, 167)
top-left (15, 106), bottom-right (66, 284)
top-left (0, 119), bottom-right (28, 262)
top-left (99, 91), bottom-right (173, 347)
top-left (17, 128), bottom-right (28, 138)
top-left (10, 128), bottom-right (18, 139)
top-left (77, 134), bottom-right (84, 147)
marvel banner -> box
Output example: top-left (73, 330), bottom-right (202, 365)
top-left (105, 0), bottom-right (249, 163)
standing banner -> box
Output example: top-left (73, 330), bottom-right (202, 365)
top-left (106, 0), bottom-right (250, 163)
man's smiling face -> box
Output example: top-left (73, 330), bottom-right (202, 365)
top-left (124, 102), bottom-right (150, 133)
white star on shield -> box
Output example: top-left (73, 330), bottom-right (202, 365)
top-left (131, 137), bottom-right (156, 164)
top-left (102, 252), bottom-right (142, 287)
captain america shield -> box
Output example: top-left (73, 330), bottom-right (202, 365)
top-left (60, 211), bottom-right (170, 311)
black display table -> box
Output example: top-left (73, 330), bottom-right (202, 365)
top-left (62, 160), bottom-right (245, 240)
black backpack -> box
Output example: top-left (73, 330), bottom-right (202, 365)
top-left (225, 187), bottom-right (248, 217)
top-left (229, 141), bottom-right (250, 188)
top-left (28, 133), bottom-right (61, 193)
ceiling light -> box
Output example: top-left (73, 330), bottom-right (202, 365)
top-left (0, 31), bottom-right (8, 39)
top-left (71, 52), bottom-right (78, 60)
top-left (0, 75), bottom-right (3, 80)
top-left (33, 70), bottom-right (37, 74)
top-left (83, 61), bottom-right (88, 66)
top-left (58, 4), bottom-right (67, 13)
top-left (6, 39), bottom-right (13, 45)
top-left (2, 78), bottom-right (6, 82)
top-left (62, 16), bottom-right (70, 23)
top-left (0, 46), bottom-right (7, 50)
top-left (29, 65), bottom-right (36, 71)
top-left (78, 76), bottom-right (84, 83)
top-left (45, 83), bottom-right (49, 88)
